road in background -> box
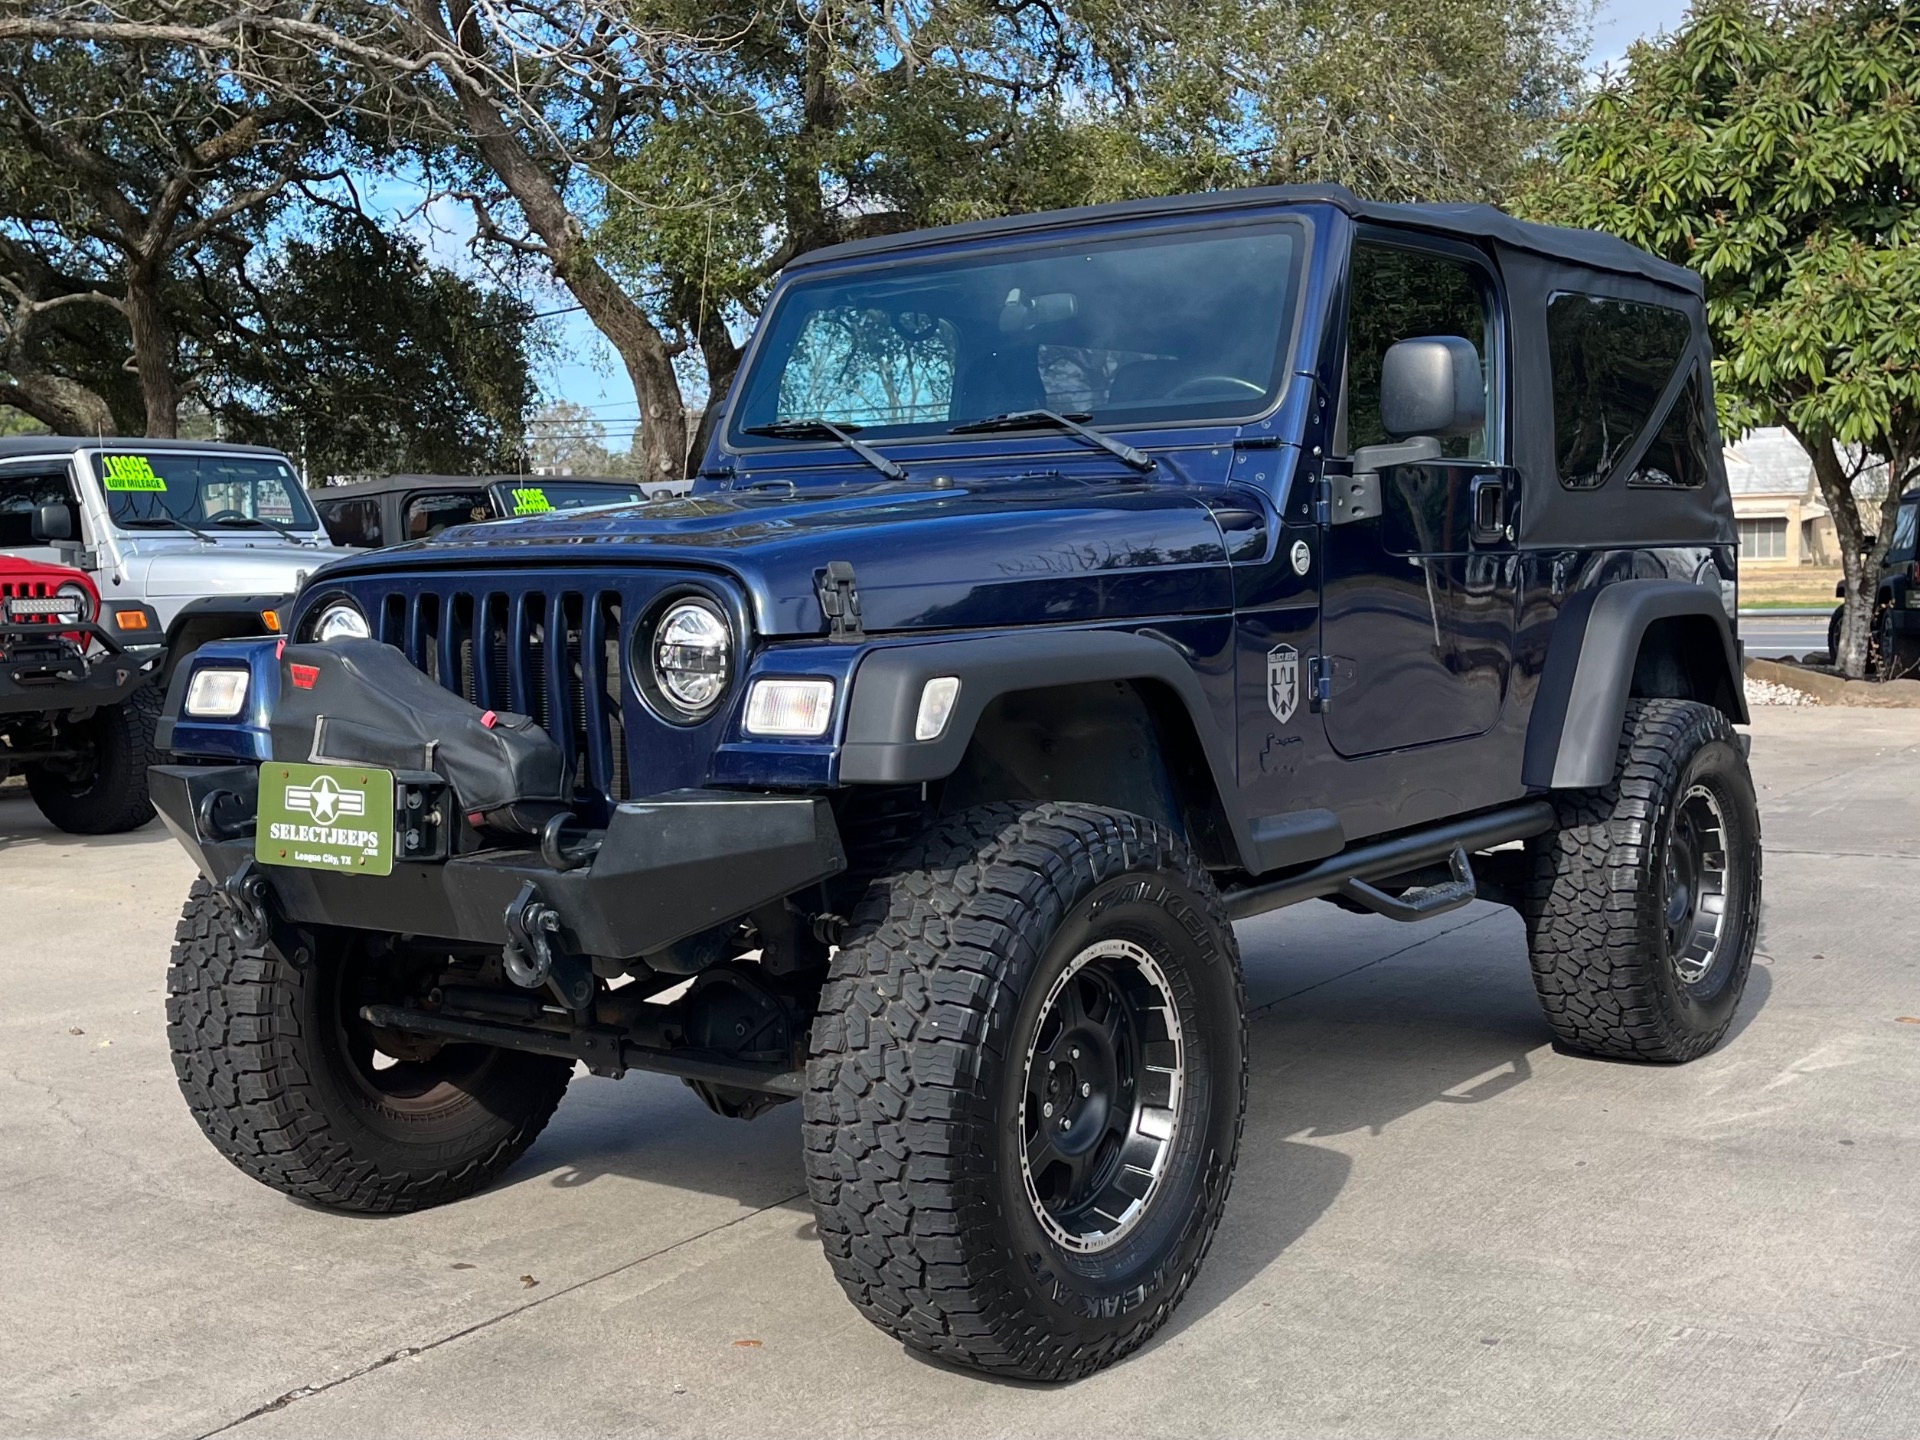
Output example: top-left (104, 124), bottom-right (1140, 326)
top-left (1742, 611), bottom-right (1833, 658)
top-left (6, 708), bottom-right (1919, 1439)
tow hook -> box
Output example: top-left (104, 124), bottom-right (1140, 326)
top-left (218, 860), bottom-right (273, 950)
top-left (502, 880), bottom-right (594, 1012)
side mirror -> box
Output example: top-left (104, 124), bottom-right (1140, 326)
top-left (32, 503), bottom-right (73, 542)
top-left (1379, 336), bottom-right (1484, 440)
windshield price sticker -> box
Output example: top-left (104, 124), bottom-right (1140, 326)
top-left (102, 455), bottom-right (167, 492)
top-left (510, 486), bottom-right (553, 515)
top-left (257, 763), bottom-right (395, 876)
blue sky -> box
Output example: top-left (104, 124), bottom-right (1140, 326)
top-left (445, 0), bottom-right (1691, 450)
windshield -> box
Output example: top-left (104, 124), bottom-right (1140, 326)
top-left (491, 481), bottom-right (646, 517)
top-left (728, 220), bottom-right (1305, 448)
top-left (92, 450), bottom-right (320, 533)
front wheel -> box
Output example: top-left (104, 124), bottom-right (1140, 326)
top-left (24, 684), bottom-right (162, 834)
top-left (1524, 699), bottom-right (1761, 1062)
top-left (166, 880), bottom-right (573, 1212)
top-left (805, 803), bottom-right (1246, 1380)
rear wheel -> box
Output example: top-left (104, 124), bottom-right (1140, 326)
top-left (1524, 699), bottom-right (1761, 1062)
top-left (25, 683), bottom-right (161, 834)
top-left (805, 803), bottom-right (1246, 1380)
top-left (166, 880), bottom-right (572, 1212)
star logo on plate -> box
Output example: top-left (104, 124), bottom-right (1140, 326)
top-left (286, 774), bottom-right (364, 826)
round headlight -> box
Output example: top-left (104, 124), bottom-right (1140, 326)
top-left (313, 600), bottom-right (371, 643)
top-left (650, 598), bottom-right (732, 717)
top-left (55, 581), bottom-right (96, 622)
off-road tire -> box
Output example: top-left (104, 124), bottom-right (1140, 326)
top-left (167, 879), bottom-right (572, 1212)
top-left (1524, 698), bottom-right (1761, 1062)
top-left (24, 682), bottom-right (162, 834)
top-left (805, 803), bottom-right (1246, 1380)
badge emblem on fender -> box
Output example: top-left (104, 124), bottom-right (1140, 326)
top-left (1266, 644), bottom-right (1299, 725)
top-left (1290, 539), bottom-right (1311, 576)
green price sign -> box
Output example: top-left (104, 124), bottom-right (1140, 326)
top-left (510, 486), bottom-right (552, 515)
top-left (102, 455), bottom-right (167, 492)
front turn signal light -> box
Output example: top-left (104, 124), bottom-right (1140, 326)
top-left (743, 678), bottom-right (836, 737)
top-left (111, 608), bottom-right (150, 631)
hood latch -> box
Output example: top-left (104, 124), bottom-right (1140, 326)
top-left (816, 560), bottom-right (864, 640)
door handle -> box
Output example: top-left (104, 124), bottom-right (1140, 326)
top-left (1469, 474), bottom-right (1508, 545)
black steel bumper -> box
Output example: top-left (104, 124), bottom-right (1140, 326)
top-left (151, 764), bottom-right (847, 960)
top-left (0, 624), bottom-right (161, 717)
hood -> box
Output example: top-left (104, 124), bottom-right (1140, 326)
top-left (137, 539), bottom-right (355, 598)
top-left (323, 475), bottom-right (1239, 635)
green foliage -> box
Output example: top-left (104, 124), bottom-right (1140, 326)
top-left (1527, 0), bottom-right (1920, 459)
top-left (1526, 0), bottom-right (1920, 676)
top-left (593, 0), bottom-right (1590, 418)
top-left (211, 219), bottom-right (537, 479)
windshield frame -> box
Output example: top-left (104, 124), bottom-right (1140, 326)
top-left (84, 447), bottom-right (322, 535)
top-left (723, 212), bottom-right (1314, 456)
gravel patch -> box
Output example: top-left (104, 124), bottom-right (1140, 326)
top-left (1747, 676), bottom-right (1821, 706)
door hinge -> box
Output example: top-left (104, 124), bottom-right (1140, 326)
top-left (1308, 655), bottom-right (1334, 710)
top-left (816, 560), bottom-right (864, 639)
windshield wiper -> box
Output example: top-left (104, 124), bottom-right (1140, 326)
top-left (121, 514), bottom-right (216, 542)
top-left (212, 514), bottom-right (304, 540)
top-left (948, 409), bottom-right (1156, 473)
top-left (741, 418), bottom-right (908, 482)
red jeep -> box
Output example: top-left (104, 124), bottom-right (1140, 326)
top-left (2, 556), bottom-right (165, 832)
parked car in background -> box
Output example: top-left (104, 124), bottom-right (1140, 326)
top-left (1827, 488), bottom-right (1920, 675)
top-left (312, 473), bottom-right (689, 550)
top-left (2, 555), bottom-right (167, 831)
top-left (0, 437), bottom-right (344, 827)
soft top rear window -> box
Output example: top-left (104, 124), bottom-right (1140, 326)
top-left (1546, 293), bottom-right (1694, 490)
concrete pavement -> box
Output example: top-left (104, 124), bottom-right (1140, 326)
top-left (3, 707), bottom-right (1917, 1438)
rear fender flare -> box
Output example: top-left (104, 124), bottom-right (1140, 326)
top-left (1524, 579), bottom-right (1747, 791)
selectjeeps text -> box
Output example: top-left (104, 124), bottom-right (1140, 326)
top-left (154, 185), bottom-right (1759, 1380)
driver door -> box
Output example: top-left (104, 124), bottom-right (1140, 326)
top-left (0, 459), bottom-right (84, 563)
top-left (1319, 235), bottom-right (1518, 758)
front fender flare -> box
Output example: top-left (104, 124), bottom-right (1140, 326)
top-left (837, 628), bottom-right (1340, 874)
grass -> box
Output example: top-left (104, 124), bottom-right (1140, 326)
top-left (1741, 566), bottom-right (1841, 609)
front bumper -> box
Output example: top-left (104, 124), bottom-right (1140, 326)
top-left (1, 623), bottom-right (161, 717)
top-left (152, 764), bottom-right (847, 960)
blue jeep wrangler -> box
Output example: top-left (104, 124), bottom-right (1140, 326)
top-left (154, 185), bottom-right (1758, 1380)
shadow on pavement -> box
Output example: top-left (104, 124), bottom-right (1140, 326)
top-left (0, 793), bottom-right (170, 853)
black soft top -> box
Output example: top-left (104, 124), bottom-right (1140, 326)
top-left (788, 183), bottom-right (1699, 295)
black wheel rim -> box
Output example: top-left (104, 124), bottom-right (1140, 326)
top-left (1664, 784), bottom-right (1731, 989)
top-left (329, 949), bottom-right (495, 1112)
top-left (1019, 938), bottom-right (1184, 1254)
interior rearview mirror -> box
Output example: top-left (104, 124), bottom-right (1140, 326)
top-left (1379, 335), bottom-right (1484, 440)
top-left (32, 503), bottom-right (73, 542)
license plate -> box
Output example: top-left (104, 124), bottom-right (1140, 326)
top-left (256, 762), bottom-right (395, 876)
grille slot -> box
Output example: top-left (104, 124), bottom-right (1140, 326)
top-left (363, 583), bottom-right (631, 818)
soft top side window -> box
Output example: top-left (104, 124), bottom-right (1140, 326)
top-left (1547, 292), bottom-right (1695, 490)
top-left (319, 496), bottom-right (383, 548)
top-left (1343, 240), bottom-right (1497, 462)
top-left (405, 491), bottom-right (489, 540)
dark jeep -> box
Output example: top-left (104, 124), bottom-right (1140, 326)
top-left (312, 473), bottom-right (686, 551)
top-left (154, 185), bottom-right (1758, 1380)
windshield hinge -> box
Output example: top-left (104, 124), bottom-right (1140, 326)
top-left (816, 560), bottom-right (864, 640)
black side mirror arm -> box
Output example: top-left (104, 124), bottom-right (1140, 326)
top-left (1326, 437), bottom-right (1442, 526)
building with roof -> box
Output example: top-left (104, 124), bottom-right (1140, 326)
top-left (1724, 428), bottom-right (1834, 566)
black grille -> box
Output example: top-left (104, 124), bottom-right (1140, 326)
top-left (374, 587), bottom-right (628, 813)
